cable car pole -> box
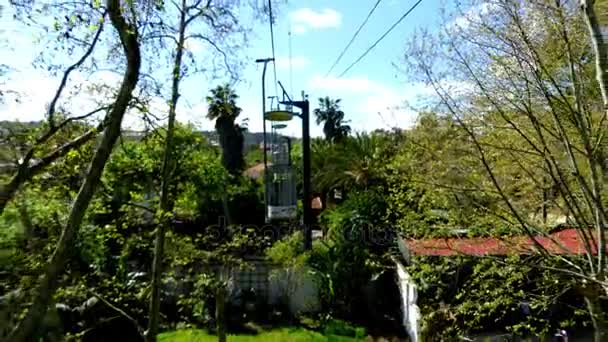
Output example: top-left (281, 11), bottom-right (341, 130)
top-left (300, 96), bottom-right (312, 250)
top-left (256, 58), bottom-right (274, 223)
top-left (277, 82), bottom-right (312, 250)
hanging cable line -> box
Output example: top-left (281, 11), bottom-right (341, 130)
top-left (288, 30), bottom-right (293, 99)
top-left (268, 0), bottom-right (279, 104)
top-left (338, 0), bottom-right (423, 78)
top-left (325, 0), bottom-right (383, 78)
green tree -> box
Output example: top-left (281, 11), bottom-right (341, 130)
top-left (313, 97), bottom-right (351, 143)
top-left (309, 190), bottom-right (392, 322)
top-left (405, 0), bottom-right (608, 338)
top-left (310, 132), bottom-right (399, 209)
top-left (0, 11), bottom-right (109, 215)
top-left (385, 112), bottom-right (508, 238)
top-left (7, 0), bottom-right (141, 340)
top-left (409, 255), bottom-right (591, 340)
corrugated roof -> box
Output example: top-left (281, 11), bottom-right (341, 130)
top-left (243, 162), bottom-right (270, 179)
top-left (403, 228), bottom-right (602, 256)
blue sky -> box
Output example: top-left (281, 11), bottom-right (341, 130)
top-left (0, 0), bottom-right (449, 137)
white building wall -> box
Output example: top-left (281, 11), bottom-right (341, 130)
top-left (267, 266), bottom-right (321, 315)
top-left (396, 261), bottom-right (421, 342)
top-left (228, 261), bottom-right (320, 316)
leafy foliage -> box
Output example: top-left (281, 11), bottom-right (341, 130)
top-left (309, 190), bottom-right (394, 323)
top-left (409, 255), bottom-right (591, 340)
top-left (4, 0), bottom-right (608, 338)
top-left (1, 123), bottom-right (268, 338)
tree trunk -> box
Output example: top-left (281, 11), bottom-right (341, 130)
top-left (221, 194), bottom-right (233, 226)
top-left (17, 198), bottom-right (35, 251)
top-left (584, 292), bottom-right (608, 342)
top-left (145, 1), bottom-right (186, 340)
top-left (582, 0), bottom-right (608, 109)
top-left (6, 1), bottom-right (141, 341)
top-left (582, 0), bottom-right (608, 279)
top-left (215, 285), bottom-right (227, 342)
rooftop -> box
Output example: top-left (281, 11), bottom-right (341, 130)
top-left (402, 228), bottom-right (603, 257)
top-left (243, 162), bottom-right (269, 179)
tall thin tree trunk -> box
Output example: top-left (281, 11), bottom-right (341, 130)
top-left (582, 0), bottom-right (608, 110)
top-left (582, 0), bottom-right (608, 281)
top-left (7, 1), bottom-right (140, 341)
top-left (584, 292), bottom-right (608, 342)
top-left (17, 198), bottom-right (35, 251)
top-left (145, 1), bottom-right (187, 340)
top-left (221, 194), bottom-right (233, 225)
top-left (215, 284), bottom-right (227, 342)
top-left (537, 167), bottom-right (551, 226)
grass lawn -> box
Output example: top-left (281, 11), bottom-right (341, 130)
top-left (158, 328), bottom-right (363, 342)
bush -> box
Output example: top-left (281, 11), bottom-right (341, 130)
top-left (265, 232), bottom-right (310, 319)
top-left (266, 231), bottom-right (308, 267)
top-left (409, 255), bottom-right (592, 339)
top-left (308, 190), bottom-right (394, 323)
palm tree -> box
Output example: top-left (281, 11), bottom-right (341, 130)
top-left (315, 133), bottom-right (382, 190)
top-left (313, 97), bottom-right (351, 143)
top-left (206, 84), bottom-right (245, 174)
top-left (310, 132), bottom-right (397, 211)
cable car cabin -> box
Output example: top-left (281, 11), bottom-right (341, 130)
top-left (264, 120), bottom-right (297, 222)
top-left (266, 164), bottom-right (297, 221)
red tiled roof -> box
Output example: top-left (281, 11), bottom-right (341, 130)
top-left (243, 162), bottom-right (270, 179)
top-left (403, 228), bottom-right (602, 256)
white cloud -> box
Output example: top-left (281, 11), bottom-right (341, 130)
top-left (1, 68), bottom-right (144, 129)
top-left (183, 38), bottom-right (206, 54)
top-left (304, 76), bottom-right (475, 132)
top-left (304, 74), bottom-right (420, 131)
top-left (308, 75), bottom-right (378, 94)
top-left (0, 70), bottom-right (119, 121)
top-left (1, 73), bottom-right (56, 122)
top-left (361, 92), bottom-right (403, 117)
top-left (176, 96), bottom-right (266, 135)
top-left (274, 56), bottom-right (310, 70)
top-left (289, 8), bottom-right (341, 34)
top-left (357, 88), bottom-right (419, 130)
top-left (448, 2), bottom-right (497, 31)
top-left (291, 25), bottom-right (307, 34)
top-left (176, 101), bottom-right (213, 130)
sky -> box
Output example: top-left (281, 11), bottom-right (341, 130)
top-left (0, 0), bottom-right (451, 138)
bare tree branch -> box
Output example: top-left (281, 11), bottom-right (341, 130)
top-left (0, 107), bottom-right (109, 216)
top-left (47, 12), bottom-right (106, 127)
top-left (581, 0), bottom-right (608, 279)
top-left (90, 291), bottom-right (145, 337)
top-left (186, 33), bottom-right (236, 80)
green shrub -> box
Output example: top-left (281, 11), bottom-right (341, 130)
top-left (409, 255), bottom-right (592, 339)
top-left (266, 231), bottom-right (308, 267)
top-left (308, 190), bottom-right (393, 322)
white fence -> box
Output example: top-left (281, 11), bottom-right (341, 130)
top-left (226, 260), bottom-right (321, 315)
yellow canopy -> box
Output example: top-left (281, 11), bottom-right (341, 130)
top-left (265, 110), bottom-right (294, 121)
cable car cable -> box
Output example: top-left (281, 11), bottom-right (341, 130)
top-left (338, 0), bottom-right (423, 78)
top-left (325, 0), bottom-right (383, 78)
top-left (288, 30), bottom-right (293, 99)
top-left (268, 0), bottom-right (279, 104)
